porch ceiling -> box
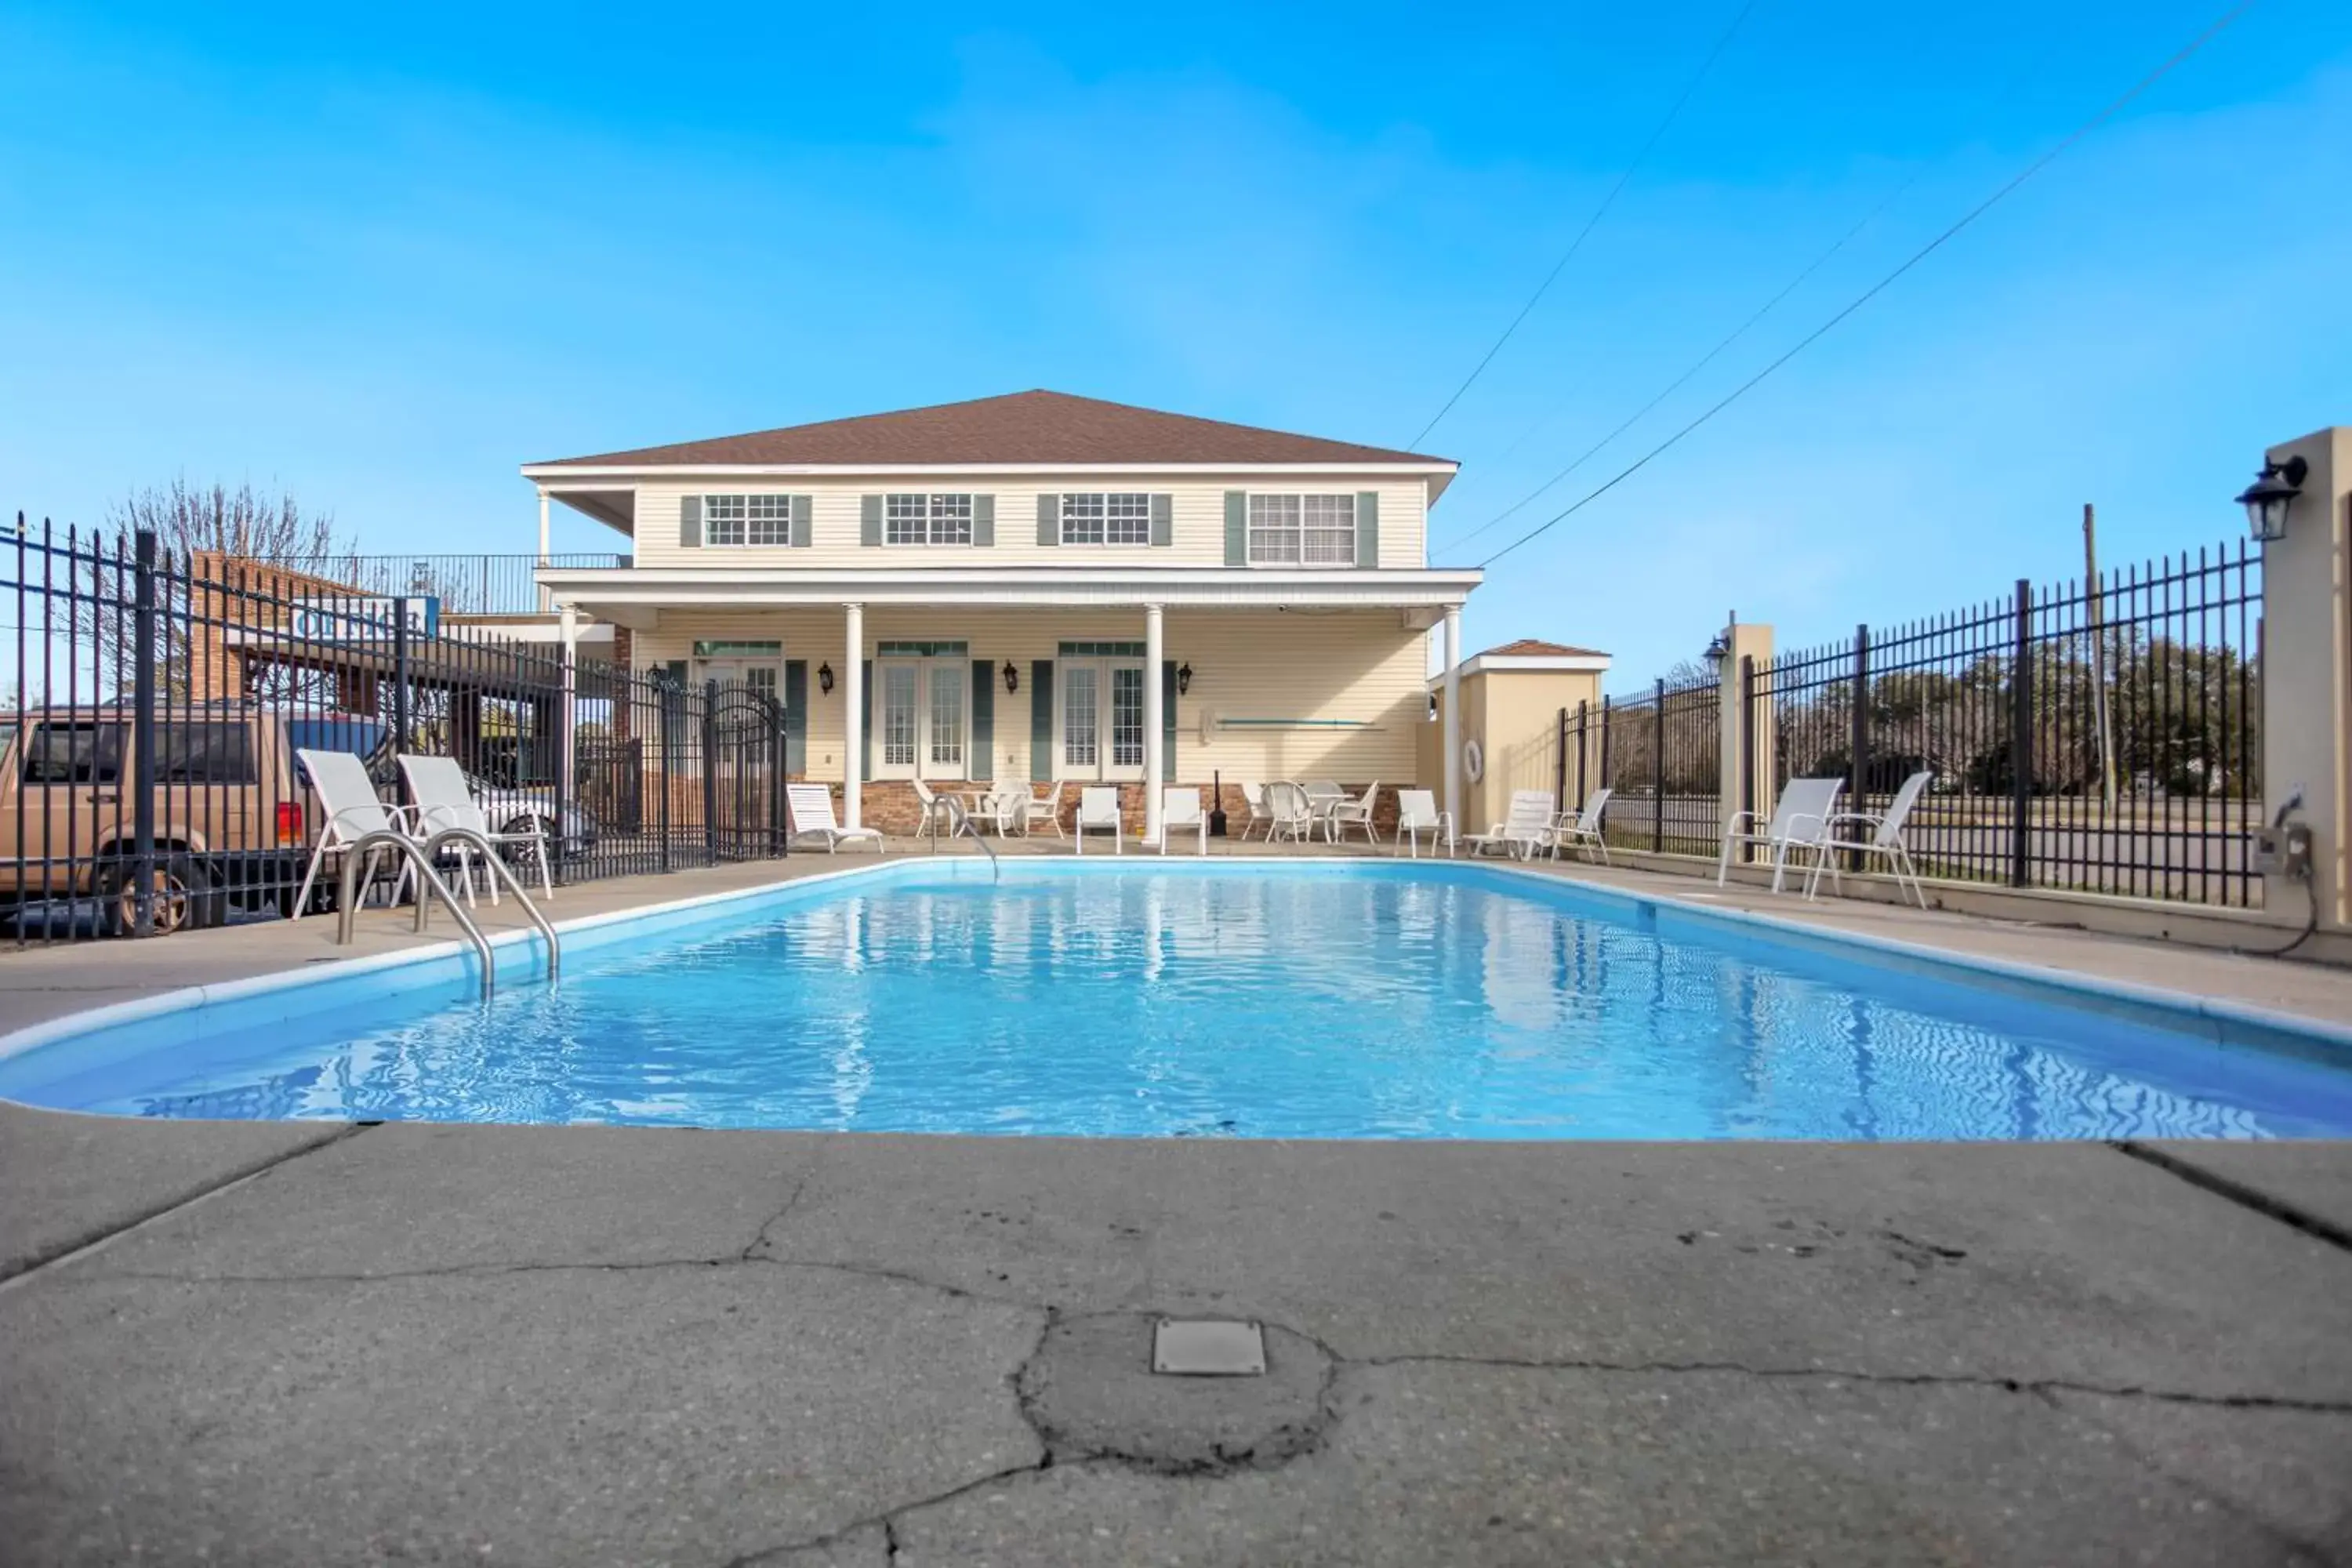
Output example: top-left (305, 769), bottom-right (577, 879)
top-left (546, 488), bottom-right (637, 537)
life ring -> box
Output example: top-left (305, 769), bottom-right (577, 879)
top-left (1463, 737), bottom-right (1485, 783)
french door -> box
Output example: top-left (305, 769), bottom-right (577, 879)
top-left (1058, 659), bottom-right (1145, 781)
top-left (877, 659), bottom-right (967, 779)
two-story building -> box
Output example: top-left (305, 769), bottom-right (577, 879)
top-left (528, 390), bottom-right (1481, 842)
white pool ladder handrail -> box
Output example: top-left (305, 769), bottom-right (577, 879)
top-left (330, 826), bottom-right (560, 998)
top-left (937, 796), bottom-right (1000, 884)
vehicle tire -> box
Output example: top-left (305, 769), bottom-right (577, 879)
top-left (501, 815), bottom-right (557, 877)
top-left (98, 854), bottom-right (223, 938)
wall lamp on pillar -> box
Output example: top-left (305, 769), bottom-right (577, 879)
top-left (2236, 455), bottom-right (2307, 543)
top-left (1176, 662), bottom-right (1193, 696)
top-left (1002, 659), bottom-right (1018, 695)
top-left (1702, 612), bottom-right (1736, 674)
top-left (817, 662), bottom-right (835, 695)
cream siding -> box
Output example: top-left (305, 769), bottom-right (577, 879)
top-left (623, 474), bottom-right (1431, 572)
top-left (632, 607), bottom-right (1427, 786)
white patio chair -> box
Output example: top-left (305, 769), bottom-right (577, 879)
top-left (1302, 779), bottom-right (1345, 844)
top-left (291, 748), bottom-right (416, 920)
top-left (1265, 782), bottom-right (1318, 845)
top-left (1019, 781), bottom-right (1067, 840)
top-left (1718, 776), bottom-right (1845, 894)
top-left (1328, 781), bottom-right (1382, 844)
top-left (1158, 786), bottom-right (1208, 855)
top-left (1550, 787), bottom-right (1613, 865)
top-left (1806, 770), bottom-right (1933, 906)
top-left (399, 753), bottom-right (552, 906)
top-left (1464, 789), bottom-right (1555, 860)
top-left (1074, 786), bottom-right (1122, 854)
top-left (785, 784), bottom-right (886, 854)
top-left (910, 779), bottom-right (953, 840)
top-left (1236, 782), bottom-right (1275, 841)
top-left (1392, 789), bottom-right (1454, 858)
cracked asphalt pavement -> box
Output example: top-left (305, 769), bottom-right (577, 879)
top-left (2, 1112), bottom-right (2348, 1566)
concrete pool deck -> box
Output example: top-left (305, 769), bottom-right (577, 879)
top-left (2, 849), bottom-right (2350, 1564)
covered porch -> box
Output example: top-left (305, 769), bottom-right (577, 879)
top-left (536, 565), bottom-right (1480, 844)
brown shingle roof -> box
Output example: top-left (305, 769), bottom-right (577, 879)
top-left (1480, 638), bottom-right (1609, 659)
top-left (530, 390), bottom-right (1454, 470)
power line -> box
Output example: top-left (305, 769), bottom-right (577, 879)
top-left (1478, 0), bottom-right (2254, 572)
top-left (1435, 171), bottom-right (1919, 557)
top-left (1404, 0), bottom-right (1761, 452)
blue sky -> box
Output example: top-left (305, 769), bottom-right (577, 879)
top-left (2, 1), bottom-right (2347, 683)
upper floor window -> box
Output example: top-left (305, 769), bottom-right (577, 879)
top-left (886, 492), bottom-right (973, 546)
top-left (703, 494), bottom-right (789, 546)
top-left (1248, 494), bottom-right (1356, 566)
top-left (1062, 492), bottom-right (1152, 546)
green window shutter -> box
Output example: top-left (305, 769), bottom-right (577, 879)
top-left (860, 495), bottom-right (883, 546)
top-left (1356, 491), bottom-right (1380, 568)
top-left (665, 658), bottom-right (688, 684)
top-left (1224, 492), bottom-right (1247, 566)
top-left (972, 494), bottom-right (995, 547)
top-left (1150, 493), bottom-right (1173, 547)
top-left (861, 660), bottom-right (873, 778)
top-left (969, 659), bottom-right (993, 780)
top-left (1036, 492), bottom-right (1060, 546)
top-left (680, 495), bottom-right (702, 550)
top-left (1029, 661), bottom-right (1054, 782)
top-left (783, 660), bottom-right (808, 775)
top-left (1160, 661), bottom-right (1178, 782)
top-left (789, 495), bottom-right (813, 548)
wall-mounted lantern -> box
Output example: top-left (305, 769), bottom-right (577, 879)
top-left (1176, 662), bottom-right (1193, 695)
top-left (1002, 659), bottom-right (1019, 695)
top-left (2236, 455), bottom-right (2307, 543)
top-left (817, 662), bottom-right (835, 695)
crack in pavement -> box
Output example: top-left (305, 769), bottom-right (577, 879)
top-left (738, 1150), bottom-right (824, 1262)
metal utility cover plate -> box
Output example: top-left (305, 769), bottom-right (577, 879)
top-left (1152, 1319), bottom-right (1267, 1376)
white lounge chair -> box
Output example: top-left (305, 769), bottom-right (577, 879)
top-left (1158, 786), bottom-right (1208, 855)
top-left (1074, 786), bottom-right (1122, 854)
top-left (1550, 788), bottom-right (1613, 865)
top-left (1464, 789), bottom-right (1555, 860)
top-left (786, 784), bottom-right (885, 854)
top-left (1806, 770), bottom-right (1933, 906)
top-left (1328, 781), bottom-right (1382, 844)
top-left (398, 753), bottom-right (552, 905)
top-left (1392, 789), bottom-right (1454, 858)
top-left (1236, 782), bottom-right (1275, 841)
top-left (1265, 782), bottom-right (1317, 845)
top-left (1718, 776), bottom-right (1845, 893)
top-left (291, 748), bottom-right (416, 920)
top-left (1019, 781), bottom-right (1067, 839)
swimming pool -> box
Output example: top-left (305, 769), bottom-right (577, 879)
top-left (5, 860), bottom-right (2349, 1139)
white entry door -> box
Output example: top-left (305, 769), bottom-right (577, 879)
top-left (876, 658), bottom-right (968, 780)
top-left (1057, 659), bottom-right (1146, 781)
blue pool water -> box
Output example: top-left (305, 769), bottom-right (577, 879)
top-left (6, 862), bottom-right (2350, 1139)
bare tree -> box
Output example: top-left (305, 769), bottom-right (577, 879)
top-left (104, 477), bottom-right (354, 575)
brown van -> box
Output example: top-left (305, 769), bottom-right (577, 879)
top-left (0, 706), bottom-right (311, 936)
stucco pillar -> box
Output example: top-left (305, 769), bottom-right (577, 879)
top-left (1442, 607), bottom-right (1463, 848)
top-left (2258, 427), bottom-right (2352, 928)
top-left (1143, 602), bottom-right (1165, 847)
top-left (1716, 621), bottom-right (1774, 857)
top-left (536, 489), bottom-right (553, 613)
top-left (843, 602), bottom-right (865, 830)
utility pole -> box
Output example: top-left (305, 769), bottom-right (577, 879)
top-left (2084, 503), bottom-right (2118, 811)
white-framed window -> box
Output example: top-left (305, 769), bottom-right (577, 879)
top-left (884, 492), bottom-right (973, 546)
top-left (1247, 493), bottom-right (1356, 566)
top-left (1061, 492), bottom-right (1152, 546)
top-left (874, 640), bottom-right (971, 779)
top-left (1055, 640), bottom-right (1148, 780)
top-left (702, 494), bottom-right (790, 546)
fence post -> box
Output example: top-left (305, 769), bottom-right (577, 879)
top-left (1739, 655), bottom-right (1757, 828)
top-left (2011, 577), bottom-right (2033, 888)
top-left (1651, 677), bottom-right (1666, 853)
top-left (1599, 694), bottom-right (1613, 813)
top-left (1849, 622), bottom-right (1870, 870)
top-left (1553, 706), bottom-right (1566, 816)
top-left (657, 672), bottom-right (674, 873)
top-left (130, 530), bottom-right (157, 937)
top-left (771, 695), bottom-right (790, 855)
top-left (1574, 699), bottom-right (1589, 812)
top-left (390, 596), bottom-right (412, 754)
top-left (702, 679), bottom-right (721, 861)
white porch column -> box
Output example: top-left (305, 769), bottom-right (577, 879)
top-left (558, 601), bottom-right (579, 793)
top-left (843, 602), bottom-right (865, 830)
top-left (1442, 606), bottom-right (1463, 848)
top-left (536, 488), bottom-right (553, 612)
top-left (1143, 602), bottom-right (1166, 848)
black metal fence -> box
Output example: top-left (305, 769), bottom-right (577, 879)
top-left (342, 553), bottom-right (630, 617)
top-left (1559, 671), bottom-right (1722, 855)
top-left (2, 519), bottom-right (782, 943)
top-left (1748, 539), bottom-right (2261, 906)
